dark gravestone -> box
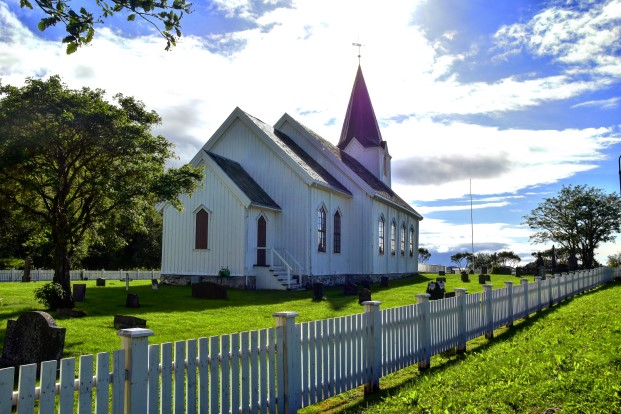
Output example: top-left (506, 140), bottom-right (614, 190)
top-left (444, 291), bottom-right (456, 298)
top-left (191, 282), bottom-right (228, 300)
top-left (438, 271), bottom-right (446, 276)
top-left (0, 311), bottom-right (65, 368)
top-left (426, 281), bottom-right (445, 300)
top-left (73, 284), bottom-right (86, 302)
top-left (312, 283), bottom-right (324, 301)
top-left (126, 293), bottom-right (140, 308)
top-left (358, 288), bottom-right (372, 304)
top-left (478, 274), bottom-right (487, 284)
top-left (343, 282), bottom-right (358, 296)
top-left (380, 276), bottom-right (389, 287)
top-left (461, 271), bottom-right (470, 282)
top-left (151, 279), bottom-right (160, 290)
top-left (485, 274), bottom-right (491, 281)
top-left (22, 256), bottom-right (32, 282)
top-left (96, 278), bottom-right (106, 287)
top-left (113, 315), bottom-right (147, 330)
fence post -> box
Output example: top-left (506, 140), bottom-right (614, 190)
top-left (534, 276), bottom-right (542, 312)
top-left (483, 284), bottom-right (494, 339)
top-left (455, 288), bottom-right (467, 354)
top-left (555, 274), bottom-right (562, 302)
top-left (521, 278), bottom-right (529, 318)
top-left (416, 293), bottom-right (431, 371)
top-left (273, 311), bottom-right (300, 413)
top-left (118, 328), bottom-right (154, 414)
top-left (362, 301), bottom-right (382, 395)
top-left (504, 281), bottom-right (513, 328)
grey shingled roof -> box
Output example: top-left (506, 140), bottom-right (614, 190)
top-left (243, 112), bottom-right (352, 196)
top-left (206, 151), bottom-right (281, 210)
top-left (292, 121), bottom-right (421, 218)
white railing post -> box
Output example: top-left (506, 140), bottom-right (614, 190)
top-left (118, 328), bottom-right (154, 414)
top-left (521, 278), bottom-right (529, 318)
top-left (534, 276), bottom-right (542, 312)
top-left (362, 301), bottom-right (382, 395)
top-left (483, 284), bottom-right (494, 339)
top-left (273, 311), bottom-right (300, 413)
top-left (415, 293), bottom-right (431, 371)
top-left (504, 281), bottom-right (513, 328)
top-left (455, 288), bottom-right (467, 354)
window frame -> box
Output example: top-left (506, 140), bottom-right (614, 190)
top-left (317, 206), bottom-right (327, 252)
top-left (194, 208), bottom-right (209, 250)
top-left (378, 215), bottom-right (385, 255)
top-left (333, 210), bottom-right (341, 254)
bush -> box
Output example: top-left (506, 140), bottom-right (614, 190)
top-left (0, 257), bottom-right (25, 269)
top-left (34, 282), bottom-right (68, 310)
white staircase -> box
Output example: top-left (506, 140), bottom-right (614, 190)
top-left (254, 248), bottom-right (303, 290)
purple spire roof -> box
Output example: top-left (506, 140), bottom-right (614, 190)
top-left (338, 65), bottom-right (384, 150)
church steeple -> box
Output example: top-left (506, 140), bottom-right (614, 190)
top-left (338, 65), bottom-right (391, 187)
top-left (338, 65), bottom-right (384, 150)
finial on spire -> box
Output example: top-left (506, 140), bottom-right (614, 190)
top-left (352, 41), bottom-right (364, 64)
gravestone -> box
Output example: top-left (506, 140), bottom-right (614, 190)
top-left (478, 274), bottom-right (487, 284)
top-left (461, 271), bottom-right (470, 283)
top-left (191, 281), bottom-right (228, 300)
top-left (151, 279), bottom-right (160, 290)
top-left (0, 311), bottom-right (65, 368)
top-left (73, 283), bottom-right (86, 302)
top-left (358, 288), bottom-right (372, 304)
top-left (96, 278), bottom-right (106, 287)
top-left (126, 293), bottom-right (140, 308)
top-left (485, 274), bottom-right (491, 281)
top-left (113, 315), bottom-right (147, 330)
top-left (312, 283), bottom-right (324, 301)
top-left (22, 256), bottom-right (32, 283)
top-left (426, 281), bottom-right (445, 300)
top-left (438, 270), bottom-right (446, 276)
top-left (444, 291), bottom-right (456, 298)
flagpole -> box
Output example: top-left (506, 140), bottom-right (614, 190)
top-left (470, 179), bottom-right (474, 273)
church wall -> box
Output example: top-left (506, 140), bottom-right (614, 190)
top-left (209, 120), bottom-right (311, 273)
top-left (161, 162), bottom-right (247, 279)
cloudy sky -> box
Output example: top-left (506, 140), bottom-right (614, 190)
top-left (1, 0), bottom-right (620, 266)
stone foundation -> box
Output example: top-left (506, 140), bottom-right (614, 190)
top-left (301, 272), bottom-right (415, 288)
top-left (160, 274), bottom-right (255, 289)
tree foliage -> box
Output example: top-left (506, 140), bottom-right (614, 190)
top-left (418, 247), bottom-right (431, 263)
top-left (450, 252), bottom-right (471, 271)
top-left (20, 0), bottom-right (192, 54)
top-left (0, 76), bottom-right (203, 306)
top-left (606, 252), bottom-right (621, 268)
top-left (523, 185), bottom-right (621, 269)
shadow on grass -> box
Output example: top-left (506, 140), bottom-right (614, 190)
top-left (309, 280), bottom-right (618, 414)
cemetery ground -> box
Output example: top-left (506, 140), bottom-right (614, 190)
top-left (1, 273), bottom-right (620, 413)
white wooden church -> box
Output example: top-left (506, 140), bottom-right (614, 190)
top-left (160, 65), bottom-right (423, 289)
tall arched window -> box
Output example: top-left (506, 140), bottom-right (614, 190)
top-left (401, 223), bottom-right (406, 256)
top-left (195, 208), bottom-right (209, 249)
top-left (317, 206), bottom-right (326, 252)
top-left (378, 216), bottom-right (385, 255)
top-left (391, 219), bottom-right (397, 256)
top-left (409, 226), bottom-right (415, 257)
top-left (333, 210), bottom-right (341, 254)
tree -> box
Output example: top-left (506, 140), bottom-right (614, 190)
top-left (20, 0), bottom-right (192, 54)
top-left (606, 252), bottom-right (621, 268)
top-left (418, 247), bottom-right (431, 263)
top-left (450, 252), bottom-right (470, 272)
top-left (0, 76), bottom-right (203, 307)
top-left (524, 185), bottom-right (621, 270)
top-left (497, 250), bottom-right (521, 268)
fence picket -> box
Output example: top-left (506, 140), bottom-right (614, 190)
top-left (78, 355), bottom-right (94, 414)
top-left (231, 333), bottom-right (240, 414)
top-left (240, 332), bottom-right (249, 414)
top-left (59, 358), bottom-right (75, 413)
top-left (39, 360), bottom-right (57, 413)
top-left (187, 339), bottom-right (197, 414)
top-left (17, 363), bottom-right (36, 414)
top-left (221, 335), bottom-right (230, 414)
top-left (197, 338), bottom-right (209, 414)
top-left (147, 345), bottom-right (160, 414)
top-left (161, 342), bottom-right (173, 414)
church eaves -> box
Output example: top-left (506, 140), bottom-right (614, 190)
top-left (338, 65), bottom-right (384, 150)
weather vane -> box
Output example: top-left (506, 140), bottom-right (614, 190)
top-left (352, 41), bottom-right (364, 64)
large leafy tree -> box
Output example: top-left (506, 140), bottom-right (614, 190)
top-left (20, 0), bottom-right (192, 54)
top-left (418, 247), bottom-right (431, 264)
top-left (0, 76), bottom-right (202, 307)
top-left (523, 185), bottom-right (621, 270)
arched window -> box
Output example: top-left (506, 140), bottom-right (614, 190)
top-left (401, 223), bottom-right (406, 256)
top-left (378, 216), bottom-right (385, 255)
top-left (391, 219), bottom-right (397, 256)
top-left (195, 208), bottom-right (209, 249)
top-left (409, 226), bottom-right (415, 257)
top-left (333, 210), bottom-right (341, 254)
top-left (317, 206), bottom-right (326, 252)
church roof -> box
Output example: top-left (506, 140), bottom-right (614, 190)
top-left (244, 112), bottom-right (352, 196)
top-left (293, 120), bottom-right (422, 218)
top-left (206, 151), bottom-right (282, 210)
top-left (338, 65), bottom-right (385, 150)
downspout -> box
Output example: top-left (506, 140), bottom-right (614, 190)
top-left (308, 185), bottom-right (313, 278)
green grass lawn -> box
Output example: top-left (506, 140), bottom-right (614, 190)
top-left (1, 272), bottom-right (515, 357)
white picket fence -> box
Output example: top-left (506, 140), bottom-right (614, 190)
top-left (0, 269), bottom-right (160, 282)
top-left (2, 268), bottom-right (618, 413)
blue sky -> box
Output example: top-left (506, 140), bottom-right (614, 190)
top-left (1, 0), bottom-right (620, 266)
